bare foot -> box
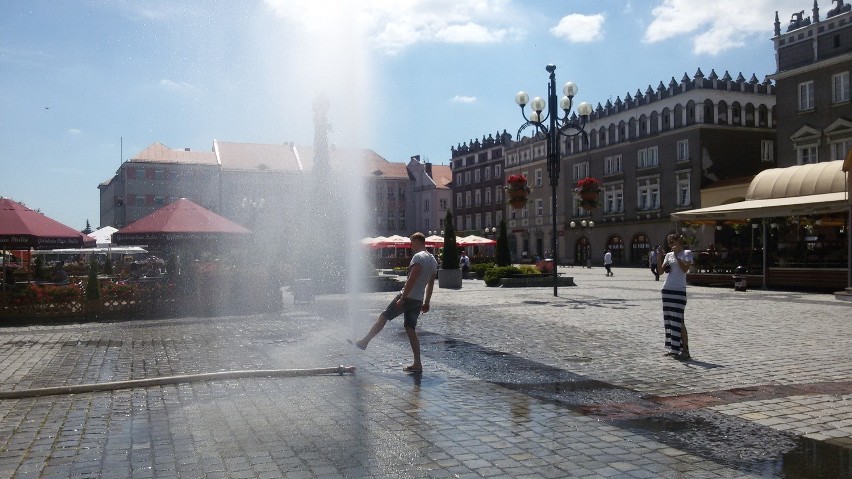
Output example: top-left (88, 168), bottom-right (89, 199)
top-left (354, 339), bottom-right (367, 350)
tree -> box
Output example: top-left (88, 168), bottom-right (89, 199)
top-left (85, 256), bottom-right (100, 300)
top-left (442, 210), bottom-right (459, 270)
top-left (496, 219), bottom-right (511, 266)
top-left (82, 220), bottom-right (93, 234)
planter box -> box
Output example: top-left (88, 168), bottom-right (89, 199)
top-left (500, 275), bottom-right (576, 287)
top-left (438, 269), bottom-right (463, 289)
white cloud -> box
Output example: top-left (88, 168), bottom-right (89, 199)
top-left (159, 79), bottom-right (197, 93)
top-left (67, 128), bottom-right (82, 135)
top-left (264, 0), bottom-right (519, 55)
top-left (550, 14), bottom-right (606, 43)
top-left (450, 95), bottom-right (477, 104)
top-left (644, 0), bottom-right (803, 55)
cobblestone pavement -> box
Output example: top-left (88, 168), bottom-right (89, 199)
top-left (0, 266), bottom-right (850, 478)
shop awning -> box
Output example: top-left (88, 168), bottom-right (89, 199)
top-left (673, 160), bottom-right (850, 222)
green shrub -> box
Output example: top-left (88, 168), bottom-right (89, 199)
top-left (470, 262), bottom-right (495, 279)
top-left (483, 266), bottom-right (521, 287)
top-left (517, 264), bottom-right (541, 275)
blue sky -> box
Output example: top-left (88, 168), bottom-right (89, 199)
top-left (1, 0), bottom-right (804, 229)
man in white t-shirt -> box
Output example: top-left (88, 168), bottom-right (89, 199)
top-left (355, 232), bottom-right (438, 372)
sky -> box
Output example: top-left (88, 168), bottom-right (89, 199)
top-left (1, 0), bottom-right (806, 230)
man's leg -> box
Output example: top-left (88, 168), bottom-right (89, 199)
top-left (404, 326), bottom-right (421, 370)
top-left (356, 313), bottom-right (387, 350)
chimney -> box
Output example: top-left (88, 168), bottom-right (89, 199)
top-left (425, 162), bottom-right (432, 178)
top-left (184, 147), bottom-right (190, 151)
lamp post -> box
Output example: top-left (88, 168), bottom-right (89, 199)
top-left (569, 220), bottom-right (595, 268)
top-left (515, 64), bottom-right (592, 296)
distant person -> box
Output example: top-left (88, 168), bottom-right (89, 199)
top-left (53, 262), bottom-right (68, 284)
top-left (658, 234), bottom-right (694, 360)
top-left (649, 246), bottom-right (660, 281)
top-left (603, 249), bottom-right (613, 276)
top-left (460, 250), bottom-right (470, 276)
top-left (354, 232), bottom-right (438, 373)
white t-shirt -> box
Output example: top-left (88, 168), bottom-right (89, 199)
top-left (406, 251), bottom-right (438, 301)
top-left (662, 250), bottom-right (693, 291)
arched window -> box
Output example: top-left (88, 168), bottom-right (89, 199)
top-left (745, 103), bottom-right (755, 127)
top-left (631, 234), bottom-right (652, 266)
top-left (704, 99), bottom-right (716, 124)
top-left (685, 101), bottom-right (696, 125)
top-left (716, 100), bottom-right (728, 124)
top-left (606, 235), bottom-right (625, 264)
top-left (650, 111), bottom-right (660, 134)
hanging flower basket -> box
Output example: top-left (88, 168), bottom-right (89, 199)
top-left (506, 174), bottom-right (531, 209)
top-left (574, 177), bottom-right (602, 210)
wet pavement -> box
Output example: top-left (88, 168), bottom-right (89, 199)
top-left (0, 266), bottom-right (850, 478)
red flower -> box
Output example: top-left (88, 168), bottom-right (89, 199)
top-left (506, 174), bottom-right (528, 186)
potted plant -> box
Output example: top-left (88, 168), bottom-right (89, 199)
top-left (506, 174), bottom-right (531, 210)
top-left (438, 210), bottom-right (463, 288)
top-left (574, 177), bottom-right (602, 210)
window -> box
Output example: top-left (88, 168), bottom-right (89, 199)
top-left (484, 166), bottom-right (491, 180)
top-left (495, 186), bottom-right (503, 204)
top-left (474, 169), bottom-right (481, 183)
top-left (465, 191), bottom-right (472, 207)
top-left (440, 199), bottom-right (447, 210)
top-left (535, 169), bottom-right (543, 187)
top-left (637, 147), bottom-right (658, 168)
top-left (797, 145), bottom-right (818, 164)
top-left (135, 167), bottom-right (146, 180)
top-left (799, 81), bottom-right (815, 110)
top-left (637, 178), bottom-right (660, 210)
top-left (455, 173), bottom-right (462, 185)
top-left (573, 162), bottom-right (589, 180)
top-left (484, 188), bottom-right (491, 204)
top-left (465, 215), bottom-right (472, 230)
top-left (494, 164), bottom-right (501, 177)
top-left (495, 210), bottom-right (502, 225)
top-left (761, 140), bottom-right (774, 163)
top-left (832, 72), bottom-right (850, 103)
top-left (464, 171), bottom-right (471, 184)
top-left (456, 193), bottom-right (463, 208)
top-left (676, 140), bottom-right (689, 161)
top-left (536, 198), bottom-right (543, 217)
top-left (831, 139), bottom-right (852, 161)
top-left (676, 172), bottom-right (691, 207)
top-left (155, 169), bottom-right (165, 180)
top-left (423, 199), bottom-right (429, 212)
top-left (154, 196), bottom-right (165, 206)
top-left (603, 184), bottom-right (624, 214)
top-left (474, 189), bottom-right (481, 206)
top-left (475, 214), bottom-right (481, 230)
top-left (604, 155), bottom-right (622, 175)
top-left (424, 219), bottom-right (430, 230)
top-left (521, 206), bottom-right (528, 218)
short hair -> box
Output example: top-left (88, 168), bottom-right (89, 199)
top-left (410, 232), bottom-right (426, 244)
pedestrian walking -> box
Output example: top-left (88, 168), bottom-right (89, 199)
top-left (354, 232), bottom-right (438, 373)
top-left (603, 249), bottom-right (613, 276)
top-left (649, 246), bottom-right (660, 281)
top-left (658, 234), bottom-right (693, 360)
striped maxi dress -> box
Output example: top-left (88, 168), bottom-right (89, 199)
top-left (662, 288), bottom-right (687, 353)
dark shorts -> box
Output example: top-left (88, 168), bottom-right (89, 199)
top-left (382, 294), bottom-right (423, 329)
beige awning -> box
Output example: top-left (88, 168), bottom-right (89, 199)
top-left (673, 160), bottom-right (850, 221)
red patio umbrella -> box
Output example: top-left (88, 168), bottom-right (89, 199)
top-left (0, 198), bottom-right (95, 249)
top-left (112, 198), bottom-right (252, 246)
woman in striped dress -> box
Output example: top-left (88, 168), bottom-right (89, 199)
top-left (657, 234), bottom-right (693, 360)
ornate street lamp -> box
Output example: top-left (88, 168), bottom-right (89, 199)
top-left (515, 64), bottom-right (592, 296)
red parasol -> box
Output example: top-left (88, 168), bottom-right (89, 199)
top-left (0, 198), bottom-right (95, 249)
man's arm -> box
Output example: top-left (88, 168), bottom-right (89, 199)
top-left (422, 273), bottom-right (436, 313)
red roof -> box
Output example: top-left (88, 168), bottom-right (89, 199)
top-left (0, 198), bottom-right (95, 249)
top-left (113, 198), bottom-right (252, 245)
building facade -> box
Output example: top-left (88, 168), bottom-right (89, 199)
top-left (503, 69), bottom-right (777, 265)
top-left (450, 131), bottom-right (512, 238)
top-left (771, 2), bottom-right (852, 167)
top-left (407, 156), bottom-right (452, 236)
